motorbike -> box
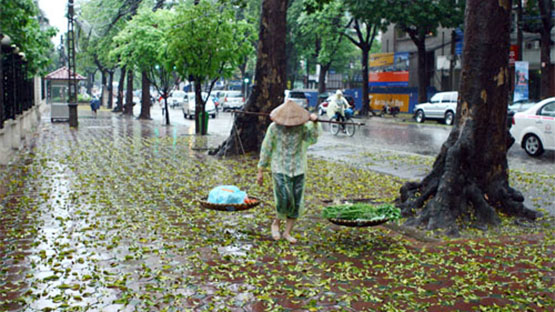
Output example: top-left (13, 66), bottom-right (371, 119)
top-left (379, 103), bottom-right (400, 117)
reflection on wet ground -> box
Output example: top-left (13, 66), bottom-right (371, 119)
top-left (0, 109), bottom-right (553, 311)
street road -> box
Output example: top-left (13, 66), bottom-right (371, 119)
top-left (154, 106), bottom-right (554, 175)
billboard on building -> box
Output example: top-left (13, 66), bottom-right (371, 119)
top-left (369, 52), bottom-right (409, 87)
top-left (369, 93), bottom-right (410, 112)
top-left (369, 53), bottom-right (395, 67)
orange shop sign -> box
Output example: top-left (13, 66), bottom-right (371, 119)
top-left (369, 94), bottom-right (410, 112)
top-left (369, 71), bottom-right (409, 87)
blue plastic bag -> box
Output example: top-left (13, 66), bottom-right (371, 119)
top-left (207, 185), bottom-right (247, 204)
top-left (345, 107), bottom-right (353, 118)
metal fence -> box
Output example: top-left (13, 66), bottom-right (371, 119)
top-left (1, 34), bottom-right (35, 129)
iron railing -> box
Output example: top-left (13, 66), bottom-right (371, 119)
top-left (1, 34), bottom-right (35, 129)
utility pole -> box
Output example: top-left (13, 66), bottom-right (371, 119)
top-left (67, 0), bottom-right (78, 127)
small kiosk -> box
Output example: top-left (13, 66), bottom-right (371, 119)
top-left (44, 67), bottom-right (85, 122)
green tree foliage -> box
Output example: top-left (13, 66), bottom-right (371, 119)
top-left (0, 0), bottom-right (56, 75)
top-left (167, 0), bottom-right (255, 134)
top-left (342, 0), bottom-right (390, 115)
top-left (295, 0), bottom-right (355, 93)
top-left (385, 0), bottom-right (465, 103)
top-left (112, 8), bottom-right (177, 124)
top-left (77, 0), bottom-right (146, 108)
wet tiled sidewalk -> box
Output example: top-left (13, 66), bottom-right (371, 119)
top-left (0, 111), bottom-right (553, 311)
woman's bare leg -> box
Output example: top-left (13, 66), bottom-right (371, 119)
top-left (283, 218), bottom-right (297, 244)
top-left (271, 219), bottom-right (281, 241)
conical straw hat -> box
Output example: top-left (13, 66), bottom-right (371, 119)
top-left (270, 99), bottom-right (310, 126)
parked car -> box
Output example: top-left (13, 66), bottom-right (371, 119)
top-left (285, 90), bottom-right (309, 109)
top-left (132, 90), bottom-right (141, 106)
top-left (219, 90), bottom-right (245, 111)
top-left (507, 99), bottom-right (536, 129)
top-left (168, 90), bottom-right (186, 108)
top-left (413, 91), bottom-right (459, 125)
top-left (182, 92), bottom-right (217, 119)
top-left (509, 99), bottom-right (536, 113)
top-left (510, 97), bottom-right (555, 156)
top-left (318, 94), bottom-right (355, 116)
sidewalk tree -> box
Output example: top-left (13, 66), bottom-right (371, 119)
top-left (77, 0), bottom-right (144, 110)
top-left (232, 2), bottom-right (260, 97)
top-left (77, 0), bottom-right (123, 108)
top-left (1, 0), bottom-right (56, 75)
top-left (521, 0), bottom-right (553, 98)
top-left (385, 0), bottom-right (465, 104)
top-left (397, 0), bottom-right (540, 236)
top-left (214, 0), bottom-right (288, 155)
top-left (296, 0), bottom-right (353, 95)
top-left (168, 0), bottom-right (255, 135)
top-left (342, 0), bottom-right (390, 116)
top-left (112, 9), bottom-right (177, 125)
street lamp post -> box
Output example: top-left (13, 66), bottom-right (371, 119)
top-left (0, 34), bottom-right (7, 129)
top-left (67, 0), bottom-right (78, 127)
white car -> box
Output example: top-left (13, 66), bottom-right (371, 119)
top-left (182, 92), bottom-right (217, 119)
top-left (219, 90), bottom-right (244, 111)
top-left (168, 90), bottom-right (186, 108)
top-left (510, 97), bottom-right (555, 156)
top-left (285, 90), bottom-right (309, 109)
top-left (413, 91), bottom-right (458, 125)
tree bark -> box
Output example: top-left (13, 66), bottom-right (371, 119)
top-left (396, 0), bottom-right (540, 236)
top-left (124, 69), bottom-right (133, 115)
top-left (107, 71), bottom-right (114, 109)
top-left (538, 0), bottom-right (553, 98)
top-left (360, 44), bottom-right (370, 115)
top-left (100, 71), bottom-right (107, 107)
top-left (138, 71), bottom-right (151, 119)
top-left (193, 78), bottom-right (207, 135)
top-left (318, 63), bottom-right (330, 95)
top-left (114, 66), bottom-right (126, 112)
top-left (415, 36), bottom-right (428, 104)
top-left (86, 71), bottom-right (95, 97)
top-left (516, 0), bottom-right (523, 61)
top-left (213, 0), bottom-right (288, 156)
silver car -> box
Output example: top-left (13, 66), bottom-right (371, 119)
top-left (168, 90), bottom-right (186, 108)
top-left (219, 90), bottom-right (244, 111)
top-left (182, 92), bottom-right (217, 119)
top-left (413, 91), bottom-right (458, 125)
top-left (285, 90), bottom-right (309, 109)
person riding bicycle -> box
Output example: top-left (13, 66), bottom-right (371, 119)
top-left (326, 90), bottom-right (350, 130)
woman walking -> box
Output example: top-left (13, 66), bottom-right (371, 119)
top-left (257, 100), bottom-right (320, 243)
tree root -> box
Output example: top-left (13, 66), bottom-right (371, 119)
top-left (397, 175), bottom-right (541, 236)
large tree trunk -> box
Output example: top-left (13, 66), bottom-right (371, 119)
top-left (193, 79), bottom-right (207, 135)
top-left (415, 36), bottom-right (428, 104)
top-left (124, 69), bottom-right (134, 115)
top-left (516, 0), bottom-right (523, 61)
top-left (138, 71), bottom-right (151, 119)
top-left (360, 45), bottom-right (370, 116)
top-left (318, 63), bottom-right (330, 96)
top-left (107, 71), bottom-right (114, 109)
top-left (114, 66), bottom-right (126, 112)
top-left (396, 0), bottom-right (540, 236)
top-left (214, 0), bottom-right (288, 156)
top-left (100, 71), bottom-right (107, 107)
top-left (538, 0), bottom-right (553, 98)
top-left (86, 71), bottom-right (95, 96)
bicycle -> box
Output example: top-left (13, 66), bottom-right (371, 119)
top-left (329, 112), bottom-right (355, 137)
